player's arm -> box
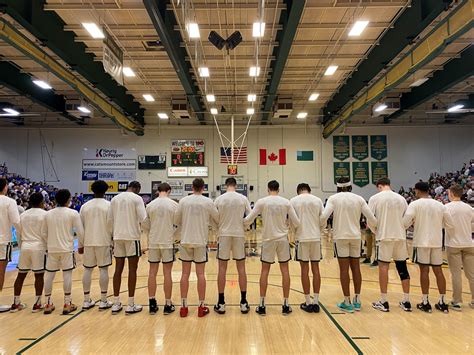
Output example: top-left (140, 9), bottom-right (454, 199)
top-left (136, 198), bottom-right (147, 225)
top-left (106, 201), bottom-right (114, 235)
top-left (16, 216), bottom-right (23, 248)
top-left (402, 203), bottom-right (415, 229)
top-left (174, 202), bottom-right (183, 226)
top-left (78, 209), bottom-right (86, 252)
top-left (288, 203), bottom-right (300, 228)
top-left (320, 198), bottom-right (334, 228)
top-left (73, 211), bottom-right (84, 251)
top-left (9, 199), bottom-right (20, 230)
top-left (442, 206), bottom-right (455, 231)
top-left (244, 200), bottom-right (261, 226)
top-left (361, 199), bottom-right (377, 232)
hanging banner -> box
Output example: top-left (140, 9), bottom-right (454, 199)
top-left (351, 135), bottom-right (369, 161)
top-left (138, 155), bottom-right (166, 170)
top-left (371, 161), bottom-right (389, 184)
top-left (333, 162), bottom-right (351, 184)
top-left (102, 29), bottom-right (123, 85)
top-left (352, 162), bottom-right (370, 187)
top-left (333, 136), bottom-right (350, 161)
top-left (370, 135), bottom-right (388, 160)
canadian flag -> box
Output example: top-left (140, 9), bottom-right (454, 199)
top-left (259, 149), bottom-right (286, 165)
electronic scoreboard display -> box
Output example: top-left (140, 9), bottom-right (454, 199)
top-left (171, 139), bottom-right (205, 166)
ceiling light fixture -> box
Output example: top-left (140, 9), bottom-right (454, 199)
top-left (32, 80), bottom-right (52, 89)
top-left (447, 104), bottom-right (464, 112)
top-left (348, 21), bottom-right (369, 36)
top-left (2, 108), bottom-right (20, 116)
top-left (297, 112), bottom-right (308, 119)
top-left (374, 103), bottom-right (388, 112)
top-left (252, 22), bottom-right (265, 37)
top-left (187, 23), bottom-right (200, 39)
top-left (143, 94), bottom-right (155, 102)
top-left (409, 77), bottom-right (429, 87)
top-left (210, 108), bottom-right (218, 115)
top-left (158, 113), bottom-right (169, 119)
top-left (324, 66), bottom-right (338, 76)
top-left (122, 67), bottom-right (136, 77)
top-left (198, 67), bottom-right (210, 77)
top-left (247, 94), bottom-right (257, 102)
top-left (308, 93), bottom-right (319, 101)
top-left (246, 108), bottom-right (255, 115)
top-left (249, 66), bottom-right (260, 77)
top-left (206, 94), bottom-right (216, 102)
top-left (77, 106), bottom-right (91, 114)
top-left (82, 23), bottom-right (105, 39)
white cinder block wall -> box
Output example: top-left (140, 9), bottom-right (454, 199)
top-left (0, 125), bottom-right (472, 201)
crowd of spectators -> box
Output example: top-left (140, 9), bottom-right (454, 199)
top-left (399, 160), bottom-right (474, 205)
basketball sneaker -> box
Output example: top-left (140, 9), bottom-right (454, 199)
top-left (0, 304), bottom-right (10, 313)
top-left (43, 303), bottom-right (55, 314)
top-left (149, 299), bottom-right (158, 315)
top-left (111, 302), bottom-right (123, 315)
top-left (198, 305), bottom-right (210, 317)
top-left (240, 301), bottom-right (250, 314)
top-left (372, 300), bottom-right (389, 312)
top-left (10, 302), bottom-right (26, 313)
top-left (82, 299), bottom-right (96, 310)
top-left (282, 305), bottom-right (292, 315)
top-left (353, 301), bottom-right (362, 311)
top-left (469, 301), bottom-right (474, 309)
top-left (399, 301), bottom-right (412, 312)
top-left (255, 305), bottom-right (266, 315)
top-left (32, 303), bottom-right (43, 313)
top-left (312, 304), bottom-right (320, 313)
top-left (337, 302), bottom-right (354, 313)
top-left (63, 303), bottom-right (77, 315)
top-left (362, 257), bottom-right (371, 264)
top-left (213, 303), bottom-right (226, 314)
top-left (163, 303), bottom-right (175, 315)
top-left (435, 302), bottom-right (449, 314)
top-left (416, 302), bottom-right (432, 313)
top-left (449, 302), bottom-right (461, 311)
top-left (180, 306), bottom-right (189, 317)
top-left (125, 304), bottom-right (143, 315)
top-left (300, 303), bottom-right (313, 313)
top-left (98, 300), bottom-right (113, 311)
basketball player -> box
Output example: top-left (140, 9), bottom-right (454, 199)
top-left (290, 183), bottom-right (324, 313)
top-left (368, 178), bottom-right (411, 312)
top-left (174, 178), bottom-right (218, 317)
top-left (214, 177), bottom-right (251, 315)
top-left (78, 180), bottom-right (113, 311)
top-left (10, 192), bottom-right (47, 313)
top-left (403, 181), bottom-right (454, 313)
top-left (244, 180), bottom-right (300, 315)
top-left (444, 184), bottom-right (474, 310)
top-left (321, 177), bottom-right (376, 313)
top-left (108, 181), bottom-right (146, 315)
top-left (43, 189), bottom-right (84, 315)
top-left (142, 182), bottom-right (178, 315)
top-left (0, 178), bottom-right (20, 312)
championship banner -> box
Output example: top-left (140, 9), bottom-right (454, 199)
top-left (333, 162), bottom-right (350, 184)
top-left (352, 162), bottom-right (370, 187)
top-left (351, 135), bottom-right (369, 161)
top-left (171, 139), bottom-right (205, 166)
top-left (370, 135), bottom-right (388, 160)
top-left (102, 29), bottom-right (123, 85)
top-left (333, 136), bottom-right (350, 161)
top-left (138, 155), bottom-right (166, 170)
top-left (371, 161), bottom-right (389, 184)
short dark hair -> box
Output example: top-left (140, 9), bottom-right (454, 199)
top-left (376, 177), bottom-right (391, 187)
top-left (55, 189), bottom-right (71, 206)
top-left (337, 176), bottom-right (352, 192)
top-left (268, 180), bottom-right (279, 191)
top-left (297, 183), bottom-right (311, 194)
top-left (0, 178), bottom-right (7, 191)
top-left (449, 184), bottom-right (463, 198)
top-left (414, 181), bottom-right (430, 193)
top-left (29, 192), bottom-right (44, 208)
top-left (128, 181), bottom-right (141, 189)
top-left (91, 180), bottom-right (109, 195)
top-left (225, 177), bottom-right (237, 187)
top-left (158, 182), bottom-right (171, 193)
top-left (192, 178), bottom-right (205, 191)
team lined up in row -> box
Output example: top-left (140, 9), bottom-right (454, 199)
top-left (0, 176), bottom-right (472, 317)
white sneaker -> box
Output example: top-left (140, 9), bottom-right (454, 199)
top-left (0, 304), bottom-right (10, 313)
top-left (99, 300), bottom-right (113, 310)
top-left (125, 304), bottom-right (143, 315)
top-left (111, 302), bottom-right (123, 314)
top-left (82, 299), bottom-right (96, 310)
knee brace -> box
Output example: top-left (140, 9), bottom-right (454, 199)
top-left (395, 260), bottom-right (410, 281)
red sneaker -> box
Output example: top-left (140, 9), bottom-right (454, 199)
top-left (10, 303), bottom-right (26, 313)
top-left (32, 303), bottom-right (44, 313)
top-left (198, 305), bottom-right (210, 318)
top-left (180, 306), bottom-right (189, 317)
top-left (44, 304), bottom-right (55, 314)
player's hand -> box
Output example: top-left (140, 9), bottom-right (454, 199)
top-left (141, 247), bottom-right (148, 254)
top-left (78, 247), bottom-right (84, 254)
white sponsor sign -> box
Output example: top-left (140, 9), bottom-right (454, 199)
top-left (82, 159), bottom-right (136, 170)
top-left (98, 171), bottom-right (136, 180)
top-left (167, 180), bottom-right (184, 198)
top-left (188, 166), bottom-right (208, 177)
top-left (167, 166), bottom-right (208, 177)
top-left (83, 148), bottom-right (137, 160)
top-left (167, 167), bottom-right (188, 177)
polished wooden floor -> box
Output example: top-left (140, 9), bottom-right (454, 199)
top-left (1, 230), bottom-right (473, 354)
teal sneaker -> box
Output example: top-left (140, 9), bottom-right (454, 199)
top-left (353, 302), bottom-right (362, 311)
top-left (337, 302), bottom-right (354, 313)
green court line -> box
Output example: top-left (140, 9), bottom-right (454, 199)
top-left (17, 338), bottom-right (36, 341)
top-left (352, 337), bottom-right (370, 340)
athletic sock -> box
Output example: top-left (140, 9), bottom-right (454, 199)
top-left (64, 295), bottom-right (72, 305)
top-left (100, 292), bottom-right (107, 303)
top-left (380, 293), bottom-right (387, 303)
top-left (354, 294), bottom-right (361, 303)
top-left (283, 298), bottom-right (289, 307)
top-left (313, 293), bottom-right (319, 305)
top-left (35, 296), bottom-right (42, 305)
top-left (259, 297), bottom-right (265, 307)
top-left (14, 296), bottom-right (20, 305)
top-left (218, 293), bottom-right (225, 305)
top-left (46, 296), bottom-right (52, 305)
top-left (304, 294), bottom-right (311, 305)
top-left (344, 296), bottom-right (351, 305)
top-left (165, 299), bottom-right (172, 306)
top-left (403, 293), bottom-right (410, 302)
top-left (128, 297), bottom-right (134, 306)
top-left (149, 296), bottom-right (156, 300)
top-left (439, 294), bottom-right (446, 304)
top-left (84, 293), bottom-right (91, 302)
top-left (182, 298), bottom-right (188, 307)
top-left (113, 296), bottom-right (120, 305)
top-left (240, 291), bottom-right (247, 304)
top-left (422, 294), bottom-right (429, 304)
top-left (199, 300), bottom-right (205, 307)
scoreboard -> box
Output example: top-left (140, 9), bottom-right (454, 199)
top-left (171, 139), bottom-right (205, 166)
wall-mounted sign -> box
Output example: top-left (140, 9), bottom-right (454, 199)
top-left (352, 162), bottom-right (370, 187)
top-left (351, 135), bottom-right (369, 161)
top-left (227, 164), bottom-right (238, 175)
top-left (138, 154), bottom-right (166, 170)
top-left (188, 167), bottom-right (208, 177)
top-left (370, 135), bottom-right (388, 160)
top-left (333, 136), bottom-right (350, 161)
top-left (167, 167), bottom-right (188, 177)
top-left (333, 162), bottom-right (350, 184)
top-left (171, 139), bottom-right (205, 166)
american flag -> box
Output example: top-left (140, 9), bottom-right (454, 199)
top-left (220, 147), bottom-right (247, 164)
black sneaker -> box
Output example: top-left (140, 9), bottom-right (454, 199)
top-left (300, 303), bottom-right (313, 313)
top-left (282, 305), bottom-right (292, 315)
top-left (312, 303), bottom-right (320, 313)
top-left (240, 301), bottom-right (250, 314)
top-left (372, 300), bottom-right (389, 312)
top-left (149, 299), bottom-right (158, 315)
top-left (370, 260), bottom-right (379, 267)
top-left (435, 302), bottom-right (449, 314)
top-left (399, 301), bottom-right (412, 312)
top-left (416, 302), bottom-right (432, 313)
top-left (362, 258), bottom-right (371, 264)
top-left (213, 303), bottom-right (226, 314)
top-left (163, 303), bottom-right (175, 315)
top-left (449, 302), bottom-right (461, 312)
top-left (255, 305), bottom-right (266, 315)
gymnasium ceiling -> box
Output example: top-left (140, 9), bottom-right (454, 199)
top-left (0, 0), bottom-right (472, 134)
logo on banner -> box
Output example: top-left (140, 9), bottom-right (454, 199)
top-left (82, 171), bottom-right (98, 181)
top-left (95, 149), bottom-right (125, 159)
top-left (118, 182), bottom-right (129, 192)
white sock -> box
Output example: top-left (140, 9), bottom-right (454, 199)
top-left (100, 292), bottom-right (107, 303)
top-left (422, 294), bottom-right (429, 304)
top-left (304, 294), bottom-right (311, 305)
top-left (403, 293), bottom-right (410, 302)
top-left (199, 300), bottom-right (205, 307)
top-left (380, 293), bottom-right (387, 303)
top-left (439, 294), bottom-right (446, 304)
top-left (128, 297), bottom-right (134, 306)
top-left (182, 298), bottom-right (187, 307)
top-left (35, 296), bottom-right (42, 305)
top-left (259, 297), bottom-right (265, 307)
top-left (46, 296), bottom-right (53, 305)
top-left (165, 299), bottom-right (172, 306)
top-left (84, 293), bottom-right (91, 302)
top-left (344, 296), bottom-right (351, 305)
top-left (14, 296), bottom-right (21, 305)
top-left (64, 294), bottom-right (72, 304)
top-left (114, 296), bottom-right (120, 305)
top-left (313, 293), bottom-right (319, 305)
top-left (354, 294), bottom-right (361, 303)
top-left (283, 298), bottom-right (289, 307)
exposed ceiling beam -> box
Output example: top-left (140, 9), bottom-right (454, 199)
top-left (323, 0), bottom-right (454, 123)
top-left (260, 0), bottom-right (306, 124)
top-left (143, 0), bottom-right (206, 124)
top-left (385, 46), bottom-right (474, 123)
